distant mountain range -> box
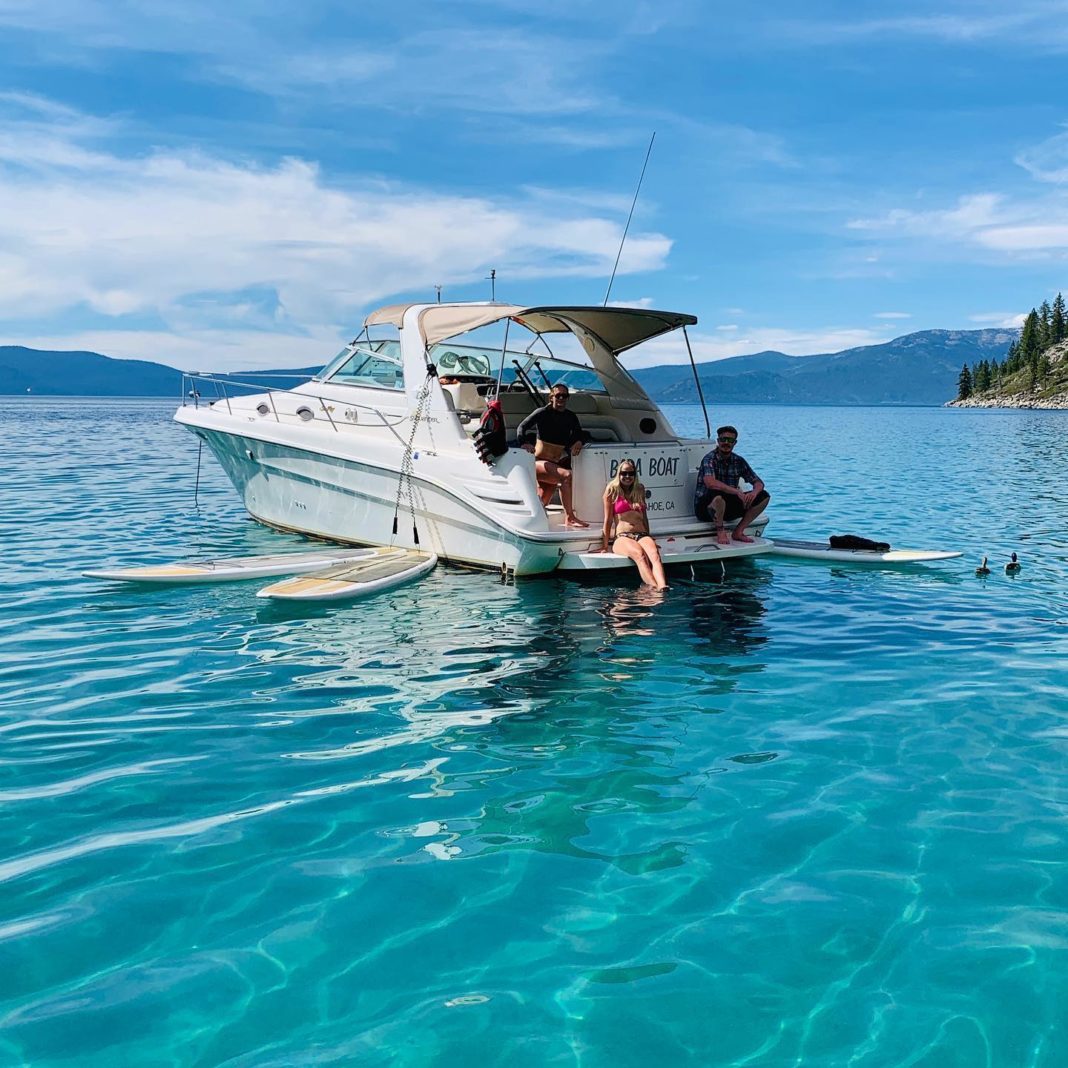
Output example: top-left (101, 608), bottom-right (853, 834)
top-left (1, 328), bottom-right (1017, 405)
top-left (0, 346), bottom-right (319, 399)
top-left (632, 329), bottom-right (1016, 406)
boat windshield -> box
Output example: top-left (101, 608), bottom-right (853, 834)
top-left (427, 332), bottom-right (609, 391)
top-left (320, 341), bottom-right (404, 391)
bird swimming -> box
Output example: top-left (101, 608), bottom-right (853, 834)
top-left (976, 556), bottom-right (990, 576)
top-left (1005, 552), bottom-right (1021, 574)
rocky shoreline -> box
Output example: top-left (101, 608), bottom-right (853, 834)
top-left (947, 393), bottom-right (1068, 410)
top-left (948, 338), bottom-right (1068, 409)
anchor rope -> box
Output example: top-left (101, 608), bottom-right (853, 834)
top-left (193, 438), bottom-right (203, 510)
top-left (391, 366), bottom-right (436, 549)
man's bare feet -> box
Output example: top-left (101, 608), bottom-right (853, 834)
top-left (732, 531), bottom-right (754, 543)
top-left (564, 516), bottom-right (590, 528)
top-left (716, 527), bottom-right (730, 545)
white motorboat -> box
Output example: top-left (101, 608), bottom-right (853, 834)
top-left (174, 302), bottom-right (768, 575)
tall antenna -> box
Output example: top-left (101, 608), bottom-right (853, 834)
top-left (603, 132), bottom-right (655, 307)
top-left (434, 285), bottom-right (442, 303)
top-left (487, 269), bottom-right (496, 301)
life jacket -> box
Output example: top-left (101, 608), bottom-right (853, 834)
top-left (473, 399), bottom-right (507, 465)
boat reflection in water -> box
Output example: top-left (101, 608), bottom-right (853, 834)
top-left (251, 563), bottom-right (773, 868)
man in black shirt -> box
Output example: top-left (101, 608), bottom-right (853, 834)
top-left (516, 384), bottom-right (591, 527)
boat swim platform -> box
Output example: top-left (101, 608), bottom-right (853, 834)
top-left (558, 535), bottom-right (772, 571)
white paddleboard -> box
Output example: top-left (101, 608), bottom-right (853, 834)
top-left (84, 546), bottom-right (385, 584)
top-left (558, 535), bottom-right (772, 571)
top-left (257, 550), bottom-right (438, 601)
top-left (766, 538), bottom-right (962, 564)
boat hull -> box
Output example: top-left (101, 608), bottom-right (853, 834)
top-left (191, 425), bottom-right (565, 575)
top-left (177, 409), bottom-right (768, 577)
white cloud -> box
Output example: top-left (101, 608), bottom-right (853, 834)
top-left (1015, 129), bottom-right (1068, 184)
top-left (848, 191), bottom-right (1068, 255)
top-left (0, 4), bottom-right (608, 117)
top-left (874, 312), bottom-right (911, 320)
top-left (0, 101), bottom-right (672, 370)
top-left (770, 4), bottom-right (1068, 50)
top-left (969, 312), bottom-right (1027, 328)
top-left (606, 297), bottom-right (655, 309)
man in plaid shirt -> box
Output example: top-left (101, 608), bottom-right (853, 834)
top-left (693, 424), bottom-right (770, 545)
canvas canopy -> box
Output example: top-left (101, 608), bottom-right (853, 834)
top-left (363, 302), bottom-right (696, 357)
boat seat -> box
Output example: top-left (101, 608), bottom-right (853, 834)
top-left (586, 427), bottom-right (620, 442)
top-left (441, 382), bottom-right (487, 414)
top-left (564, 393), bottom-right (598, 414)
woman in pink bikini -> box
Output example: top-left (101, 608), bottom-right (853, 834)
top-left (598, 461), bottom-right (668, 590)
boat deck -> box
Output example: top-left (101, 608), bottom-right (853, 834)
top-left (558, 534), bottom-right (772, 571)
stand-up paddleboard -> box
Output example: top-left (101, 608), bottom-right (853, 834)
top-left (559, 535), bottom-right (772, 571)
top-left (766, 538), bottom-right (962, 564)
top-left (84, 546), bottom-right (383, 584)
top-left (257, 550), bottom-right (437, 601)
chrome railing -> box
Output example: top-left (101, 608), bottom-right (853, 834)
top-left (179, 372), bottom-right (407, 437)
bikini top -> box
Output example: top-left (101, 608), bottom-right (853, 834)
top-left (613, 495), bottom-right (645, 515)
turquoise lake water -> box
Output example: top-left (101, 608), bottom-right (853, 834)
top-left (2, 399), bottom-right (1067, 1066)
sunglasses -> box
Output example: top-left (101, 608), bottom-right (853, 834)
top-left (619, 470), bottom-right (636, 478)
top-left (552, 391), bottom-right (569, 399)
top-left (717, 436), bottom-right (737, 444)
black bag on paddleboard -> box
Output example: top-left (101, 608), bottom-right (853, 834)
top-left (829, 534), bottom-right (892, 552)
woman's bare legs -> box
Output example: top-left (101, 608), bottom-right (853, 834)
top-left (534, 460), bottom-right (587, 526)
top-left (612, 538), bottom-right (655, 585)
top-left (558, 472), bottom-right (588, 526)
top-left (638, 536), bottom-right (668, 589)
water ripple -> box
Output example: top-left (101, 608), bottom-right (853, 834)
top-left (3, 401), bottom-right (1068, 1066)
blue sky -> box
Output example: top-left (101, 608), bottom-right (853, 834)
top-left (1, 0), bottom-right (1066, 370)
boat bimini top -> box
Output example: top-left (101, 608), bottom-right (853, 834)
top-left (364, 302), bottom-right (697, 356)
top-left (355, 301), bottom-right (707, 421)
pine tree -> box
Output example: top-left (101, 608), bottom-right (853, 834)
top-left (1020, 310), bottom-right (1042, 370)
top-left (1040, 300), bottom-right (1053, 348)
top-left (958, 363), bottom-right (973, 400)
top-left (1039, 351), bottom-right (1052, 381)
top-left (975, 360), bottom-right (991, 392)
top-left (1005, 340), bottom-right (1019, 375)
top-left (1052, 293), bottom-right (1066, 344)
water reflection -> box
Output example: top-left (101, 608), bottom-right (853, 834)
top-left (238, 563), bottom-right (773, 862)
top-left (684, 562), bottom-right (771, 655)
top-left (597, 584), bottom-right (665, 639)
top-left (242, 564), bottom-right (776, 868)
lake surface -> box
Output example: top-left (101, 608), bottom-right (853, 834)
top-left (2, 399), bottom-right (1067, 1066)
